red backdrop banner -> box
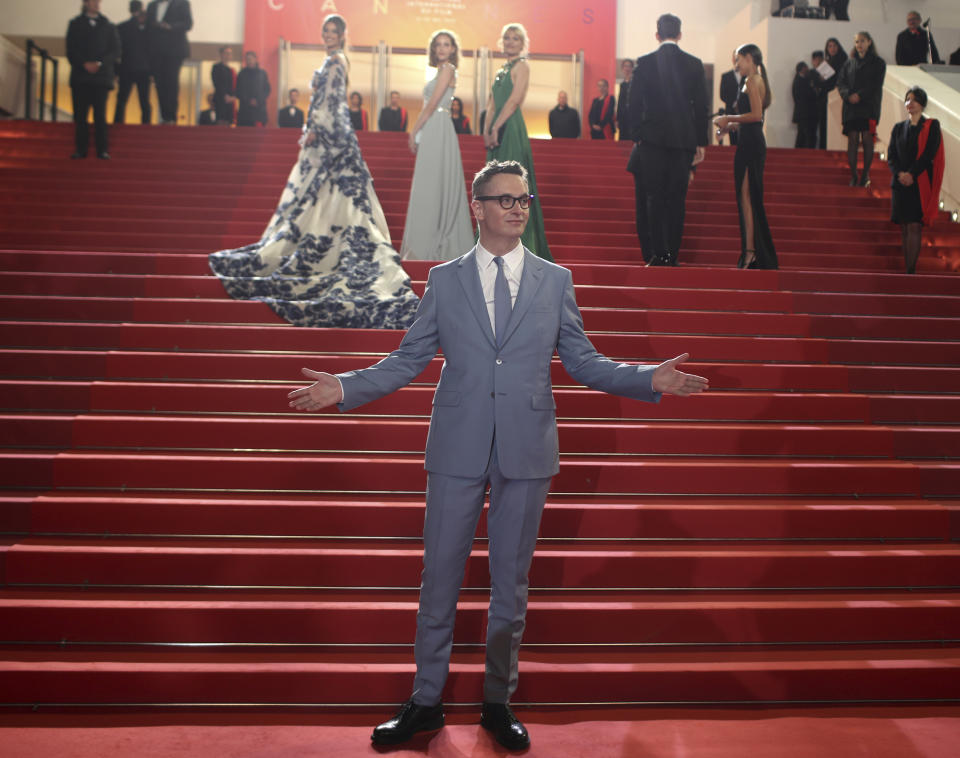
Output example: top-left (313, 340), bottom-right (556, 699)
top-left (243, 0), bottom-right (617, 132)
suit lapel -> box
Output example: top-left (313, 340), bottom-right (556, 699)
top-left (500, 248), bottom-right (545, 347)
top-left (456, 247), bottom-right (497, 349)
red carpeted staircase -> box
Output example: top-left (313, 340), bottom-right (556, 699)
top-left (0, 122), bottom-right (959, 710)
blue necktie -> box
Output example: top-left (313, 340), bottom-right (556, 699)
top-left (493, 256), bottom-right (512, 347)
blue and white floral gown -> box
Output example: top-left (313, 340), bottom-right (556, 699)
top-left (209, 54), bottom-right (419, 329)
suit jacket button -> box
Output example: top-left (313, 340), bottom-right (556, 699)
top-left (496, 359), bottom-right (503, 365)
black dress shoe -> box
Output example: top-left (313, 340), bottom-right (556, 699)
top-left (480, 702), bottom-right (530, 750)
top-left (97, 152), bottom-right (111, 160)
top-left (645, 256), bottom-right (665, 267)
top-left (70, 152), bottom-right (87, 160)
top-left (371, 699), bottom-right (444, 745)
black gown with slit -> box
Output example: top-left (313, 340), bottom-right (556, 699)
top-left (734, 90), bottom-right (778, 269)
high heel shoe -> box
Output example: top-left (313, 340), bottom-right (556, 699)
top-left (858, 174), bottom-right (871, 188)
top-left (738, 249), bottom-right (756, 269)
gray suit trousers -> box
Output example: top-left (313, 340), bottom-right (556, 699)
top-left (412, 442), bottom-right (552, 706)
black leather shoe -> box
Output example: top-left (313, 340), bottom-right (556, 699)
top-left (645, 256), bottom-right (665, 267)
top-left (480, 702), bottom-right (530, 750)
top-left (97, 152), bottom-right (111, 160)
top-left (371, 699), bottom-right (444, 745)
top-left (70, 152), bottom-right (86, 160)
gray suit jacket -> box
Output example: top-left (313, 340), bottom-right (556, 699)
top-left (337, 247), bottom-right (660, 480)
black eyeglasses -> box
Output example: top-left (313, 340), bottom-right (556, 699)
top-left (476, 194), bottom-right (535, 210)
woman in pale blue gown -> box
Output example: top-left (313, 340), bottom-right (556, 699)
top-left (400, 29), bottom-right (474, 261)
top-left (208, 14), bottom-right (419, 329)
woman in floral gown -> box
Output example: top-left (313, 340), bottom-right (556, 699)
top-left (208, 14), bottom-right (419, 329)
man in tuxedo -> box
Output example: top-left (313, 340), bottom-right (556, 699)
top-left (198, 93), bottom-right (216, 125)
top-left (895, 11), bottom-right (941, 66)
top-left (146, 0), bottom-right (192, 124)
top-left (588, 79), bottom-right (615, 139)
top-left (627, 13), bottom-right (707, 266)
top-left (66, 0), bottom-right (120, 160)
top-left (718, 51), bottom-right (740, 146)
top-left (278, 89), bottom-right (304, 128)
top-left (616, 58), bottom-right (633, 140)
top-left (288, 160), bottom-right (708, 750)
top-left (548, 91), bottom-right (579, 138)
top-left (378, 90), bottom-right (408, 132)
top-left (211, 46), bottom-right (236, 125)
top-left (113, 0), bottom-right (152, 124)
top-left (236, 51), bottom-right (271, 127)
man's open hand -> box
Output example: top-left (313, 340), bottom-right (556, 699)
top-left (651, 353), bottom-right (709, 396)
top-left (287, 368), bottom-right (344, 412)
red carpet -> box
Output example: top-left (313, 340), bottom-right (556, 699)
top-left (0, 121), bottom-right (959, 754)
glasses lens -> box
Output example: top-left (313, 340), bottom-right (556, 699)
top-left (497, 195), bottom-right (531, 209)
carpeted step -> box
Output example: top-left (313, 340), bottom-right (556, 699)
top-left (1, 589), bottom-right (957, 646)
top-left (19, 492), bottom-right (955, 541)
top-left (1, 646), bottom-right (957, 705)
top-left (7, 379), bottom-right (960, 424)
top-left (4, 414), bottom-right (957, 461)
top-left (4, 536), bottom-right (960, 590)
top-left (2, 449), bottom-right (957, 497)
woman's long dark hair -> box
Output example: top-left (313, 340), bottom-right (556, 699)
top-left (824, 37), bottom-right (848, 65)
top-left (736, 43), bottom-right (772, 110)
top-left (323, 14), bottom-right (350, 84)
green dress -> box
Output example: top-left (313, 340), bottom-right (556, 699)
top-left (487, 57), bottom-right (553, 261)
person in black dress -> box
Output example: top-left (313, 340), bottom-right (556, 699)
top-left (837, 32), bottom-right (886, 187)
top-left (888, 86), bottom-right (944, 274)
top-left (236, 51), bottom-right (271, 127)
top-left (348, 92), bottom-right (368, 130)
top-left (211, 46), bottom-right (236, 125)
top-left (819, 38), bottom-right (847, 150)
top-left (450, 96), bottom-right (471, 134)
top-left (713, 43), bottom-right (777, 270)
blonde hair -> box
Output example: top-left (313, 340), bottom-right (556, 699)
top-left (428, 29), bottom-right (460, 68)
top-left (499, 23), bottom-right (530, 57)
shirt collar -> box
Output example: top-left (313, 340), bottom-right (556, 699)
top-left (476, 240), bottom-right (524, 272)
top-left (659, 40), bottom-right (678, 47)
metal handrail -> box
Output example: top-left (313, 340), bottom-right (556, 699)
top-left (25, 39), bottom-right (59, 121)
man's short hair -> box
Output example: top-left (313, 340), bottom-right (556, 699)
top-left (219, 46), bottom-right (231, 55)
top-left (472, 160), bottom-right (529, 198)
top-left (812, 50), bottom-right (824, 60)
top-left (390, 90), bottom-right (400, 97)
top-left (657, 14), bottom-right (681, 40)
top-left (129, 0), bottom-right (143, 12)
top-left (288, 88), bottom-right (299, 96)
top-left (598, 79), bottom-right (608, 88)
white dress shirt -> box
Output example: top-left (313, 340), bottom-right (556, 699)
top-left (475, 241), bottom-right (524, 336)
top-left (156, 0), bottom-right (171, 22)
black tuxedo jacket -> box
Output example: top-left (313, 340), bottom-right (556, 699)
top-left (719, 69), bottom-right (739, 113)
top-left (628, 42), bottom-right (708, 150)
top-left (146, 0), bottom-right (192, 61)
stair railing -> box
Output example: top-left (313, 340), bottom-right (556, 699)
top-left (24, 39), bottom-right (58, 122)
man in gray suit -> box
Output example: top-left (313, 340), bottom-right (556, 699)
top-left (289, 160), bottom-right (708, 750)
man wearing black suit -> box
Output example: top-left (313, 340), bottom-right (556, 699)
top-left (114, 1), bottom-right (152, 124)
top-left (211, 46), bottom-right (236, 125)
top-left (278, 89), bottom-right (304, 128)
top-left (717, 51), bottom-right (740, 146)
top-left (146, 0), bottom-right (192, 124)
top-left (627, 13), bottom-right (707, 267)
top-left (67, 0), bottom-right (120, 160)
top-left (616, 58), bottom-right (633, 140)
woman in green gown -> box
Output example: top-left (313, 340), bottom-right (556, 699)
top-left (483, 23), bottom-right (553, 261)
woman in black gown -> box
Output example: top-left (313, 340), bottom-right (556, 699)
top-left (713, 43), bottom-right (778, 270)
top-left (888, 86), bottom-right (945, 273)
